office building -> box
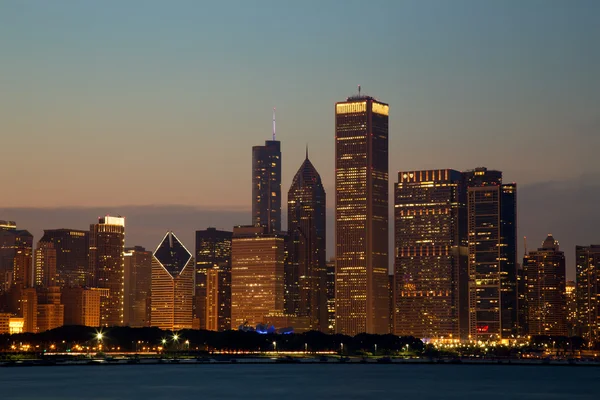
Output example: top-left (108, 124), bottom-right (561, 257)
top-left (334, 91), bottom-right (390, 335)
top-left (252, 110), bottom-right (281, 232)
top-left (37, 286), bottom-right (64, 332)
top-left (21, 287), bottom-right (38, 333)
top-left (393, 169), bottom-right (468, 339)
top-left (0, 226), bottom-right (33, 290)
top-left (124, 246), bottom-right (152, 327)
top-left (465, 168), bottom-right (517, 340)
top-left (326, 258), bottom-right (335, 333)
top-left (194, 228), bottom-right (232, 330)
top-left (62, 287), bottom-right (101, 327)
top-left (150, 232), bottom-right (194, 330)
top-left (90, 216), bottom-right (125, 327)
top-left (39, 229), bottom-right (89, 287)
top-left (566, 280), bottom-right (577, 336)
top-left (231, 226), bottom-right (285, 328)
top-left (576, 245), bottom-right (600, 345)
top-left (523, 235), bottom-right (567, 336)
top-left (34, 241), bottom-right (57, 287)
top-left (287, 151), bottom-right (327, 331)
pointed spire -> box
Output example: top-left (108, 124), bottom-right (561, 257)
top-left (306, 143), bottom-right (309, 160)
top-left (272, 107), bottom-right (276, 141)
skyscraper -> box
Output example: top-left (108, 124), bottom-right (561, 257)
top-left (523, 235), bottom-right (567, 336)
top-left (194, 228), bottom-right (232, 330)
top-left (287, 151), bottom-right (327, 332)
top-left (124, 246), bottom-right (152, 327)
top-left (575, 244), bottom-right (600, 345)
top-left (464, 168), bottom-right (517, 340)
top-left (565, 280), bottom-right (577, 336)
top-left (150, 231), bottom-right (194, 331)
top-left (90, 216), bottom-right (125, 327)
top-left (0, 226), bottom-right (33, 290)
top-left (252, 109), bottom-right (281, 233)
top-left (34, 241), bottom-right (57, 288)
top-left (37, 286), bottom-right (64, 333)
top-left (326, 258), bottom-right (335, 333)
top-left (231, 226), bottom-right (285, 329)
top-left (39, 229), bottom-right (89, 287)
top-left (393, 169), bottom-right (468, 339)
top-left (62, 287), bottom-right (101, 327)
top-left (335, 92), bottom-right (389, 335)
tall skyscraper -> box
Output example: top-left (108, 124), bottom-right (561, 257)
top-left (575, 244), bottom-right (600, 345)
top-left (34, 241), bottom-right (57, 288)
top-left (231, 226), bottom-right (285, 329)
top-left (252, 109), bottom-right (281, 233)
top-left (335, 92), bottom-right (389, 335)
top-left (523, 235), bottom-right (567, 336)
top-left (326, 258), bottom-right (335, 333)
top-left (150, 231), bottom-right (194, 331)
top-left (90, 216), bottom-right (125, 327)
top-left (194, 228), bottom-right (232, 330)
top-left (287, 151), bottom-right (327, 332)
top-left (393, 169), bottom-right (468, 339)
top-left (39, 229), bottom-right (89, 287)
top-left (464, 168), bottom-right (517, 340)
top-left (565, 280), bottom-right (577, 336)
top-left (0, 226), bottom-right (33, 290)
top-left (124, 246), bottom-right (152, 327)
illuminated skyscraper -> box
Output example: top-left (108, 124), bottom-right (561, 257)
top-left (150, 231), bottom-right (194, 331)
top-left (335, 92), bottom-right (389, 335)
top-left (393, 169), bottom-right (468, 339)
top-left (37, 286), bottom-right (64, 332)
top-left (39, 229), bottom-right (89, 287)
top-left (90, 216), bottom-right (125, 327)
top-left (326, 259), bottom-right (335, 333)
top-left (194, 228), bottom-right (232, 330)
top-left (575, 244), bottom-right (600, 345)
top-left (523, 235), bottom-right (567, 336)
top-left (231, 226), bottom-right (285, 328)
top-left (0, 226), bottom-right (33, 290)
top-left (34, 241), bottom-right (57, 288)
top-left (565, 280), bottom-right (577, 336)
top-left (287, 151), bottom-right (327, 332)
top-left (252, 109), bottom-right (281, 233)
top-left (465, 168), bottom-right (517, 340)
top-left (124, 246), bottom-right (152, 327)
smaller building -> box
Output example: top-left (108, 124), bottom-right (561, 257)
top-left (62, 287), bottom-right (101, 327)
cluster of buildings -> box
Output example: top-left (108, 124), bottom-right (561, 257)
top-left (1, 91), bottom-right (599, 347)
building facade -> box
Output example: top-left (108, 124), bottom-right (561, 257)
top-left (566, 280), bottom-right (577, 336)
top-left (39, 229), bottom-right (89, 288)
top-left (231, 226), bottom-right (285, 329)
top-left (90, 216), bottom-right (125, 327)
top-left (523, 235), bottom-right (567, 336)
top-left (576, 245), bottom-right (600, 345)
top-left (465, 168), bottom-right (517, 340)
top-left (62, 287), bottom-right (101, 327)
top-left (393, 169), bottom-right (468, 339)
top-left (194, 228), bottom-right (232, 331)
top-left (150, 232), bottom-right (194, 331)
top-left (334, 94), bottom-right (389, 335)
top-left (37, 286), bottom-right (64, 332)
top-left (287, 153), bottom-right (327, 332)
top-left (34, 241), bottom-right (57, 288)
top-left (0, 227), bottom-right (34, 290)
top-left (124, 246), bottom-right (152, 327)
top-left (252, 120), bottom-right (281, 233)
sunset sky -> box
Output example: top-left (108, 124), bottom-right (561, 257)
top-left (1, 1), bottom-right (599, 277)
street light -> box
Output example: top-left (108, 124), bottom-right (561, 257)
top-left (374, 344), bottom-right (377, 354)
top-left (273, 341), bottom-right (277, 352)
top-left (305, 343), bottom-right (308, 353)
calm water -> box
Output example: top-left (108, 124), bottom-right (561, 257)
top-left (1, 364), bottom-right (598, 399)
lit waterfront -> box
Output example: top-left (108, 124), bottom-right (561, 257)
top-left (1, 364), bottom-right (598, 400)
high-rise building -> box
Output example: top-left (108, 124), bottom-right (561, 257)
top-left (334, 92), bottom-right (390, 335)
top-left (62, 287), bottom-right (101, 327)
top-left (565, 280), bottom-right (577, 336)
top-left (21, 287), bottom-right (38, 333)
top-left (0, 221), bottom-right (17, 291)
top-left (34, 241), bottom-right (57, 288)
top-left (90, 216), bottom-right (125, 327)
top-left (287, 151), bottom-right (327, 332)
top-left (464, 168), bottom-right (517, 340)
top-left (523, 235), bottom-right (567, 336)
top-left (0, 227), bottom-right (33, 290)
top-left (231, 226), bottom-right (285, 329)
top-left (575, 245), bottom-right (600, 345)
top-left (150, 232), bottom-right (194, 331)
top-left (326, 258), bottom-right (335, 333)
top-left (124, 246), bottom-right (152, 327)
top-left (517, 263), bottom-right (528, 335)
top-left (37, 286), bottom-right (64, 332)
top-left (393, 169), bottom-right (468, 339)
top-left (194, 228), bottom-right (232, 331)
top-left (39, 229), bottom-right (89, 287)
top-left (252, 110), bottom-right (281, 233)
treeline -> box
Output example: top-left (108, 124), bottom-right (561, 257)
top-left (0, 326), bottom-right (424, 354)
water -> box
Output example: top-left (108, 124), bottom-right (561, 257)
top-left (1, 364), bottom-right (597, 399)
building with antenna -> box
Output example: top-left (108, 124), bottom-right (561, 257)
top-left (251, 108), bottom-right (282, 233)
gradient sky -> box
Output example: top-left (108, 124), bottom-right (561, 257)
top-left (1, 1), bottom-right (599, 277)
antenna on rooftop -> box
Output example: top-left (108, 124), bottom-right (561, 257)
top-left (358, 84), bottom-right (361, 96)
top-left (272, 107), bottom-right (276, 141)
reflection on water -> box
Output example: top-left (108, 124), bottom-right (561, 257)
top-left (1, 364), bottom-right (598, 400)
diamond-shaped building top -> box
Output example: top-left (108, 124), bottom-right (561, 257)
top-left (153, 231), bottom-right (192, 278)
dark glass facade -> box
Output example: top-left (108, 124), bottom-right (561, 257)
top-left (252, 140), bottom-right (281, 233)
top-left (39, 229), bottom-right (90, 288)
top-left (575, 244), bottom-right (600, 345)
top-left (124, 246), bottom-right (152, 327)
top-left (393, 169), bottom-right (468, 339)
top-left (335, 95), bottom-right (389, 335)
top-left (287, 154), bottom-right (327, 332)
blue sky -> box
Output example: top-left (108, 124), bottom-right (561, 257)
top-left (1, 1), bottom-right (599, 276)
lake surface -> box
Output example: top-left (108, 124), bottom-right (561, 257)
top-left (1, 364), bottom-right (597, 399)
